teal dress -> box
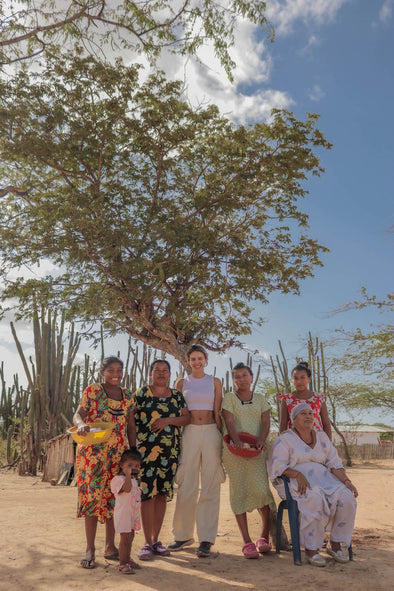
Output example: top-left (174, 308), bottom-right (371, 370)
top-left (222, 391), bottom-right (275, 515)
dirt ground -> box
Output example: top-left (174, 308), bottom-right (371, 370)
top-left (0, 460), bottom-right (393, 591)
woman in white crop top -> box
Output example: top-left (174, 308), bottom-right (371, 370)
top-left (168, 345), bottom-right (224, 558)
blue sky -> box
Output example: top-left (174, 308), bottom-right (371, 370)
top-left (0, 1), bottom-right (392, 422)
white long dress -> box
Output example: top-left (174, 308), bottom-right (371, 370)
top-left (268, 430), bottom-right (357, 549)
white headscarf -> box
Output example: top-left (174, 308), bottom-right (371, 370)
top-left (290, 402), bottom-right (312, 423)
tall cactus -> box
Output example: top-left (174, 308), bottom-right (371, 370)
top-left (11, 308), bottom-right (81, 474)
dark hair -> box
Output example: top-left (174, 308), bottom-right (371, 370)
top-left (187, 344), bottom-right (208, 360)
top-left (100, 356), bottom-right (124, 372)
top-left (291, 361), bottom-right (312, 378)
top-left (119, 447), bottom-right (142, 465)
top-left (149, 359), bottom-right (171, 373)
top-left (232, 362), bottom-right (253, 377)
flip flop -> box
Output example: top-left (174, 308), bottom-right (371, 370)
top-left (104, 552), bottom-right (119, 561)
top-left (255, 537), bottom-right (272, 554)
top-left (128, 558), bottom-right (141, 570)
top-left (242, 542), bottom-right (259, 559)
top-left (80, 557), bottom-right (96, 569)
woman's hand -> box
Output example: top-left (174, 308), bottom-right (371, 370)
top-left (150, 417), bottom-right (169, 433)
top-left (295, 472), bottom-right (311, 495)
top-left (255, 438), bottom-right (266, 452)
top-left (76, 423), bottom-right (90, 435)
top-left (345, 480), bottom-right (358, 498)
top-left (230, 438), bottom-right (243, 450)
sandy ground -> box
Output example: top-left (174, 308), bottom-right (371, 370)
top-left (0, 460), bottom-right (393, 591)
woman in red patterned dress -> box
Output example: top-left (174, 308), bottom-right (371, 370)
top-left (73, 356), bottom-right (136, 569)
top-left (279, 361), bottom-right (332, 439)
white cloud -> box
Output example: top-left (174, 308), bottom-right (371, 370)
top-left (265, 0), bottom-right (348, 35)
top-left (308, 84), bottom-right (325, 102)
top-left (375, 0), bottom-right (394, 24)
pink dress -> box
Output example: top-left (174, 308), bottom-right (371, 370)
top-left (110, 475), bottom-right (141, 533)
top-left (279, 392), bottom-right (325, 430)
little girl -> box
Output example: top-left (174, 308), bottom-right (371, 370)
top-left (110, 448), bottom-right (142, 574)
top-left (279, 361), bottom-right (332, 439)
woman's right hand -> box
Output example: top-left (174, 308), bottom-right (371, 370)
top-left (77, 423), bottom-right (90, 436)
top-left (295, 472), bottom-right (311, 495)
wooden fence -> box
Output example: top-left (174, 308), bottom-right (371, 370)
top-left (335, 442), bottom-right (394, 461)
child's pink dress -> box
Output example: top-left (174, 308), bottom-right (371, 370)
top-left (110, 475), bottom-right (141, 533)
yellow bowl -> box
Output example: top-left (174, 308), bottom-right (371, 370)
top-left (67, 421), bottom-right (115, 445)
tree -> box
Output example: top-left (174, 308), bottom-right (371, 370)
top-left (0, 54), bottom-right (330, 366)
top-left (0, 0), bottom-right (272, 77)
top-left (333, 289), bottom-right (394, 383)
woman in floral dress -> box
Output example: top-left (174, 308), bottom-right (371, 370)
top-left (134, 360), bottom-right (189, 561)
top-left (73, 356), bottom-right (136, 569)
top-left (279, 361), bottom-right (332, 439)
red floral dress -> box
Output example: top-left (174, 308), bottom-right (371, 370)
top-left (76, 383), bottom-right (133, 522)
top-left (279, 392), bottom-right (325, 430)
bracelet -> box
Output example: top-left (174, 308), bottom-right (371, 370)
top-left (344, 479), bottom-right (352, 485)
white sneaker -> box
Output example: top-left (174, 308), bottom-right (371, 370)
top-left (307, 553), bottom-right (327, 567)
top-left (327, 547), bottom-right (349, 563)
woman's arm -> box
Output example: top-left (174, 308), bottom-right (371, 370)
top-left (222, 409), bottom-right (242, 449)
top-left (150, 407), bottom-right (190, 434)
top-left (127, 409), bottom-right (136, 448)
top-left (331, 467), bottom-right (358, 497)
top-left (256, 409), bottom-right (270, 450)
top-left (320, 401), bottom-right (332, 440)
top-left (279, 399), bottom-right (289, 433)
top-left (213, 377), bottom-right (223, 431)
top-left (73, 405), bottom-right (89, 434)
top-left (282, 467), bottom-right (311, 496)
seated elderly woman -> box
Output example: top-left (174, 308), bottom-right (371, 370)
top-left (268, 403), bottom-right (358, 567)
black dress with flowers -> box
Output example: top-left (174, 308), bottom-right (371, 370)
top-left (134, 386), bottom-right (187, 501)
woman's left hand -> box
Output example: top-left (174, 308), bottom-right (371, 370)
top-left (345, 480), bottom-right (358, 498)
top-left (255, 438), bottom-right (266, 452)
top-left (150, 418), bottom-right (169, 433)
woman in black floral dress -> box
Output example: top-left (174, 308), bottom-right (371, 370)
top-left (134, 360), bottom-right (189, 560)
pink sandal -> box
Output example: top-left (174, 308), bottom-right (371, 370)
top-left (255, 537), bottom-right (271, 554)
top-left (242, 542), bottom-right (259, 559)
top-left (118, 563), bottom-right (135, 574)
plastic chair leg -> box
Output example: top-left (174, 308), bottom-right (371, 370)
top-left (287, 498), bottom-right (302, 565)
top-left (276, 501), bottom-right (285, 554)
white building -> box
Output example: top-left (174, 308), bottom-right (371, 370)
top-left (332, 425), bottom-right (394, 446)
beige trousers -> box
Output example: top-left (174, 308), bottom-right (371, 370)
top-left (172, 424), bottom-right (225, 545)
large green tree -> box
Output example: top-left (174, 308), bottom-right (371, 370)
top-left (0, 54), bottom-right (330, 365)
top-left (0, 0), bottom-right (272, 76)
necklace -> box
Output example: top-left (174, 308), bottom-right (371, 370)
top-left (294, 428), bottom-right (314, 446)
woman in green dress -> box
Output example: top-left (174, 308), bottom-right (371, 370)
top-left (134, 359), bottom-right (189, 561)
top-left (222, 362), bottom-right (275, 559)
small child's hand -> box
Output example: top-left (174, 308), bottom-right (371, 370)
top-left (123, 464), bottom-right (133, 477)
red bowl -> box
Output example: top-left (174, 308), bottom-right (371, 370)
top-left (223, 432), bottom-right (261, 458)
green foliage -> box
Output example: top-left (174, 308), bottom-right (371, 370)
top-left (0, 0), bottom-right (273, 78)
top-left (333, 289), bottom-right (393, 383)
top-left (0, 54), bottom-right (330, 364)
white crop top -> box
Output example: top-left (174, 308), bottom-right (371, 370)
top-left (183, 374), bottom-right (215, 411)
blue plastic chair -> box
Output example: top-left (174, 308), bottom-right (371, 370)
top-left (276, 475), bottom-right (302, 565)
top-left (276, 475), bottom-right (353, 565)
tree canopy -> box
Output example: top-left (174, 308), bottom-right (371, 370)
top-left (0, 0), bottom-right (272, 77)
top-left (0, 54), bottom-right (330, 365)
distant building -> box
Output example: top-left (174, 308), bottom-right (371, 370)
top-left (332, 425), bottom-right (394, 446)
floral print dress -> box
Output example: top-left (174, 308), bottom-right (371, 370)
top-left (279, 392), bottom-right (325, 430)
top-left (134, 386), bottom-right (187, 501)
top-left (76, 383), bottom-right (133, 522)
